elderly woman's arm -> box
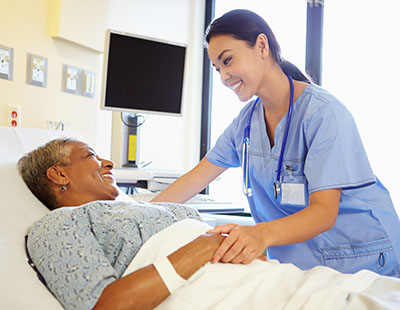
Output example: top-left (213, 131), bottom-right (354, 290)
top-left (94, 233), bottom-right (224, 310)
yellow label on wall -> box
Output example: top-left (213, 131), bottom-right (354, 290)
top-left (128, 135), bottom-right (137, 161)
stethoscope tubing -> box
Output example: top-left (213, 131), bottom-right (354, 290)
top-left (242, 73), bottom-right (294, 198)
top-left (276, 74), bottom-right (294, 185)
top-left (241, 97), bottom-right (259, 196)
top-left (242, 137), bottom-right (250, 196)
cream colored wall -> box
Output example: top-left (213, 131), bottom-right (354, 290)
top-left (0, 0), bottom-right (112, 156)
top-left (0, 0), bottom-right (205, 170)
top-left (50, 0), bottom-right (108, 52)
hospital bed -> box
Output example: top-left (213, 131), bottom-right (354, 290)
top-left (1, 126), bottom-right (400, 309)
top-left (0, 126), bottom-right (237, 308)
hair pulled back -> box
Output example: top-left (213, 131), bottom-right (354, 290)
top-left (205, 9), bottom-right (310, 83)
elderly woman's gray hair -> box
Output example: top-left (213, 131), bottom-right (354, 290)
top-left (17, 138), bottom-right (77, 210)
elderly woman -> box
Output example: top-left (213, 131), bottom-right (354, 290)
top-left (18, 138), bottom-right (225, 310)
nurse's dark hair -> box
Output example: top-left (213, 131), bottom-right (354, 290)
top-left (205, 9), bottom-right (311, 83)
top-left (17, 138), bottom-right (76, 211)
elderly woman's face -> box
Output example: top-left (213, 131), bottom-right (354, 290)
top-left (62, 141), bottom-right (119, 203)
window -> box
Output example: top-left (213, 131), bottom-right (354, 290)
top-left (322, 0), bottom-right (400, 213)
top-left (208, 1), bottom-right (307, 209)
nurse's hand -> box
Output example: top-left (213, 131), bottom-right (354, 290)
top-left (207, 224), bottom-right (267, 264)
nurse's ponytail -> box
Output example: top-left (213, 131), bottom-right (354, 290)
top-left (280, 59), bottom-right (311, 83)
top-left (205, 9), bottom-right (312, 83)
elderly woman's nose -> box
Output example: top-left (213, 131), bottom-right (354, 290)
top-left (103, 158), bottom-right (115, 169)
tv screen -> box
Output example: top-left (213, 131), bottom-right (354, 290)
top-left (101, 30), bottom-right (186, 116)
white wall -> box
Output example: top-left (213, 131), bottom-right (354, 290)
top-left (107, 0), bottom-right (205, 171)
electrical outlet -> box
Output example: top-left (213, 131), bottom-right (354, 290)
top-left (82, 70), bottom-right (95, 97)
top-left (62, 64), bottom-right (80, 94)
top-left (0, 45), bottom-right (13, 80)
top-left (7, 104), bottom-right (21, 127)
top-left (27, 53), bottom-right (47, 87)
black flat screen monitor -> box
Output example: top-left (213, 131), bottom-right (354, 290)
top-left (101, 30), bottom-right (186, 116)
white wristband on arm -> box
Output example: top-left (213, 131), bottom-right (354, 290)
top-left (153, 257), bottom-right (186, 294)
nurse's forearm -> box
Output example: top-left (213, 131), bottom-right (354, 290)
top-left (151, 170), bottom-right (205, 204)
top-left (260, 189), bottom-right (340, 247)
top-left (151, 157), bottom-right (227, 203)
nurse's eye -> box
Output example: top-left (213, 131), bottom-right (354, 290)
top-left (223, 57), bottom-right (232, 66)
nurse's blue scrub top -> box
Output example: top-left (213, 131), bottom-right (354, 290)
top-left (206, 84), bottom-right (400, 277)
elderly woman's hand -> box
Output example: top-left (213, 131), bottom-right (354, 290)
top-left (207, 224), bottom-right (268, 264)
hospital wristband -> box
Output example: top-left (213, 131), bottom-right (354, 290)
top-left (153, 257), bottom-right (186, 294)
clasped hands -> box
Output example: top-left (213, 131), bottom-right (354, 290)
top-left (207, 224), bottom-right (268, 265)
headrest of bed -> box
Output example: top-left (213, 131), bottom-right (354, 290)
top-left (0, 126), bottom-right (84, 309)
top-left (0, 126), bottom-right (134, 309)
top-left (0, 127), bottom-right (85, 234)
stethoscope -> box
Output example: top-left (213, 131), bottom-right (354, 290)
top-left (242, 73), bottom-right (294, 199)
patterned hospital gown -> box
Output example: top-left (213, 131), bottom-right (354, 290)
top-left (27, 200), bottom-right (202, 310)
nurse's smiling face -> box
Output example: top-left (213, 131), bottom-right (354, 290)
top-left (208, 34), bottom-right (267, 102)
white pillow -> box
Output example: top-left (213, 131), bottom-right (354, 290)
top-left (0, 127), bottom-right (83, 310)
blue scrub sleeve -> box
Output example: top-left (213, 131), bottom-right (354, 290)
top-left (206, 117), bottom-right (241, 168)
top-left (304, 103), bottom-right (376, 193)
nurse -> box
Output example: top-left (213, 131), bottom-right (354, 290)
top-left (152, 9), bottom-right (400, 277)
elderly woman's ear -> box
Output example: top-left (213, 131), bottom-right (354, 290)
top-left (47, 166), bottom-right (69, 187)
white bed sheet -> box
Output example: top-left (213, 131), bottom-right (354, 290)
top-left (125, 219), bottom-right (400, 310)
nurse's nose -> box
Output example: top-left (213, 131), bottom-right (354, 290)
top-left (220, 69), bottom-right (231, 85)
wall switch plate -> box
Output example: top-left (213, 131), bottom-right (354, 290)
top-left (27, 53), bottom-right (47, 87)
top-left (62, 64), bottom-right (80, 94)
top-left (7, 104), bottom-right (21, 127)
top-left (0, 44), bottom-right (13, 80)
top-left (82, 70), bottom-right (95, 97)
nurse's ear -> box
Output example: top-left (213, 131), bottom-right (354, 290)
top-left (255, 33), bottom-right (270, 59)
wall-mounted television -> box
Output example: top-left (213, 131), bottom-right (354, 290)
top-left (101, 29), bottom-right (186, 116)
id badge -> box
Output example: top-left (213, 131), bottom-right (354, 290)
top-left (280, 175), bottom-right (308, 206)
